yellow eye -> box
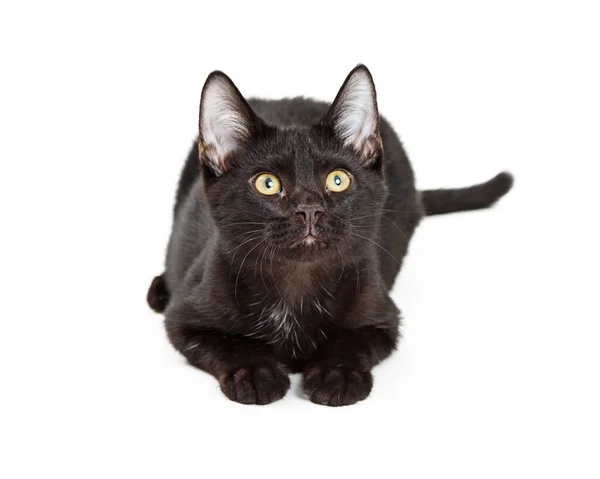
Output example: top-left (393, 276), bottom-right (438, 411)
top-left (326, 170), bottom-right (352, 192)
top-left (254, 173), bottom-right (282, 195)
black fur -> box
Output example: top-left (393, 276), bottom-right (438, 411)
top-left (421, 172), bottom-right (514, 216)
top-left (147, 65), bottom-right (512, 406)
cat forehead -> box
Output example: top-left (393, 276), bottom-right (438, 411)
top-left (247, 128), bottom-right (348, 165)
top-left (245, 148), bottom-right (347, 177)
top-left (271, 126), bottom-right (327, 150)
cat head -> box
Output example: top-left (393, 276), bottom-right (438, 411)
top-left (198, 65), bottom-right (387, 263)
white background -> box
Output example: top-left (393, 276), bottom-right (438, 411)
top-left (1, 1), bottom-right (599, 477)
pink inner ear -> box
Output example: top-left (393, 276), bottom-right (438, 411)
top-left (328, 68), bottom-right (380, 161)
top-left (199, 75), bottom-right (251, 168)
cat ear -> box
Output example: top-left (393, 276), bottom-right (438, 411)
top-left (322, 65), bottom-right (382, 167)
top-left (199, 71), bottom-right (262, 176)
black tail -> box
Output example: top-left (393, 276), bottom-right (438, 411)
top-left (421, 172), bottom-right (513, 216)
top-left (147, 274), bottom-right (170, 313)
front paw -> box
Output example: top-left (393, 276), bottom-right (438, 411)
top-left (302, 365), bottom-right (373, 406)
top-left (219, 363), bottom-right (290, 405)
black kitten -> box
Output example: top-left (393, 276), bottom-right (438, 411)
top-left (148, 65), bottom-right (513, 406)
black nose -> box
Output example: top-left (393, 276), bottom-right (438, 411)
top-left (295, 204), bottom-right (324, 233)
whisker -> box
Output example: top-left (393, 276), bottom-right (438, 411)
top-left (321, 284), bottom-right (335, 300)
top-left (348, 208), bottom-right (413, 221)
top-left (271, 244), bottom-right (282, 296)
top-left (335, 244), bottom-right (346, 281)
top-left (347, 213), bottom-right (383, 221)
top-left (219, 221), bottom-right (268, 228)
top-left (227, 229), bottom-right (265, 244)
top-left (348, 215), bottom-right (408, 241)
top-left (381, 215), bottom-right (408, 241)
top-left (235, 238), bottom-right (267, 303)
top-left (349, 224), bottom-right (384, 242)
top-left (349, 232), bottom-right (402, 266)
top-left (226, 235), bottom-right (263, 255)
top-left (229, 235), bottom-right (262, 276)
top-left (258, 242), bottom-right (271, 291)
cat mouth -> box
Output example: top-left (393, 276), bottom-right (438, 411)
top-left (290, 233), bottom-right (326, 248)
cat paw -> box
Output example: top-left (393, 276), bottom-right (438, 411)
top-left (219, 363), bottom-right (290, 405)
top-left (302, 366), bottom-right (373, 406)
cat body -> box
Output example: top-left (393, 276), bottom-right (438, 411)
top-left (148, 66), bottom-right (512, 406)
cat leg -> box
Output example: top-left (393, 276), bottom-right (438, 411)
top-left (166, 315), bottom-right (290, 405)
top-left (302, 326), bottom-right (398, 406)
top-left (147, 273), bottom-right (170, 313)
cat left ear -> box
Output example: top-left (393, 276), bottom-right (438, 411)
top-left (199, 71), bottom-right (263, 176)
top-left (322, 65), bottom-right (382, 167)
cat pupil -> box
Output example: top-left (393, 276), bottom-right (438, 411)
top-left (334, 175), bottom-right (341, 185)
top-left (265, 178), bottom-right (273, 189)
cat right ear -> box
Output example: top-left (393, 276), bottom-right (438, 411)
top-left (199, 71), bottom-right (262, 176)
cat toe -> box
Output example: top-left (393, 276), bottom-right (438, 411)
top-left (302, 366), bottom-right (373, 406)
top-left (219, 363), bottom-right (290, 405)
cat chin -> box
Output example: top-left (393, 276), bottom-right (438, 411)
top-left (282, 236), bottom-right (331, 262)
top-left (289, 234), bottom-right (326, 249)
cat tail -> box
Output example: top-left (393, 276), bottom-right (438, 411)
top-left (147, 274), bottom-right (170, 313)
top-left (420, 172), bottom-right (513, 216)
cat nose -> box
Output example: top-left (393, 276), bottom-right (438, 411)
top-left (295, 205), bottom-right (324, 231)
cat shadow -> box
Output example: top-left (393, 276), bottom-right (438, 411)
top-left (291, 373), bottom-right (305, 399)
top-left (181, 359), bottom-right (307, 400)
